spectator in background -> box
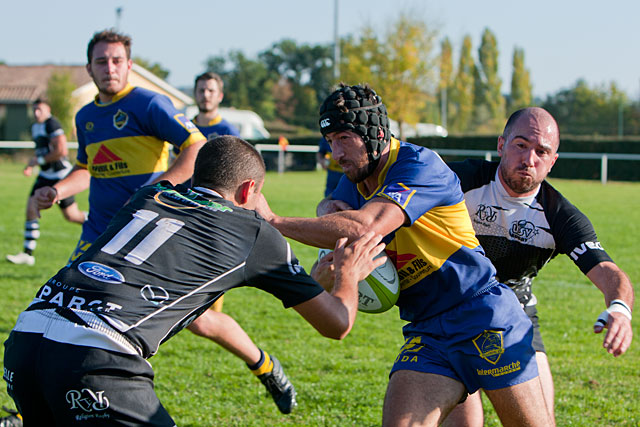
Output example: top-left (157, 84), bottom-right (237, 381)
top-left (6, 98), bottom-right (85, 266)
top-left (316, 136), bottom-right (344, 197)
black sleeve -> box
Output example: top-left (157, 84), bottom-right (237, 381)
top-left (244, 221), bottom-right (324, 308)
top-left (541, 183), bottom-right (613, 274)
top-left (447, 159), bottom-right (499, 192)
top-left (45, 117), bottom-right (64, 136)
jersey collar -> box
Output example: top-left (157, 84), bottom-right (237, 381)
top-left (194, 115), bottom-right (223, 127)
top-left (357, 137), bottom-right (400, 200)
top-left (193, 186), bottom-right (223, 199)
top-left (93, 84), bottom-right (135, 106)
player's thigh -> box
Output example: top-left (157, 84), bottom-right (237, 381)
top-left (38, 342), bottom-right (176, 426)
top-left (484, 376), bottom-right (553, 426)
top-left (442, 390), bottom-right (484, 427)
top-left (3, 331), bottom-right (54, 425)
top-left (382, 370), bottom-right (466, 427)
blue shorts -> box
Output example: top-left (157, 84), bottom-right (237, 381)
top-left (390, 283), bottom-right (538, 393)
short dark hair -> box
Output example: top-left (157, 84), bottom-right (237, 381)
top-left (194, 72), bottom-right (224, 90)
top-left (33, 97), bottom-right (49, 107)
top-left (87, 29), bottom-right (132, 63)
top-left (192, 136), bottom-right (265, 193)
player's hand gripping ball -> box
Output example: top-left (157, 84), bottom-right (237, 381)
top-left (318, 248), bottom-right (400, 313)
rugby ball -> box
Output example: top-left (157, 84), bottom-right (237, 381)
top-left (318, 248), bottom-right (400, 313)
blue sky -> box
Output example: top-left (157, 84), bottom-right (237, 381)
top-left (2, 0), bottom-right (639, 99)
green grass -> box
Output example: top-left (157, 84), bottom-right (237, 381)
top-left (1, 160), bottom-right (639, 426)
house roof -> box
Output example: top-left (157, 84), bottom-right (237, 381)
top-left (0, 64), bottom-right (91, 103)
top-left (0, 64), bottom-right (193, 106)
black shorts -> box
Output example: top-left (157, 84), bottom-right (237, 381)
top-left (3, 331), bottom-right (176, 426)
top-left (30, 175), bottom-right (76, 209)
top-left (524, 304), bottom-right (545, 353)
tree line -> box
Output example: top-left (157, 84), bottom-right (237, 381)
top-left (43, 11), bottom-right (640, 138)
top-left (201, 11), bottom-right (640, 137)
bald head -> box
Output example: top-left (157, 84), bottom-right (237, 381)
top-left (503, 107), bottom-right (560, 153)
top-left (497, 107), bottom-right (561, 197)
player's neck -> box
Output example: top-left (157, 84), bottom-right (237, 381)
top-left (196, 109), bottom-right (219, 125)
top-left (362, 149), bottom-right (390, 197)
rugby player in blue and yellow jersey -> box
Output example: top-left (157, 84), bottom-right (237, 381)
top-left (35, 29), bottom-right (206, 261)
top-left (192, 72), bottom-right (240, 140)
top-left (256, 84), bottom-right (554, 426)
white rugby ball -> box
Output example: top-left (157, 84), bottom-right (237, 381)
top-left (318, 248), bottom-right (400, 313)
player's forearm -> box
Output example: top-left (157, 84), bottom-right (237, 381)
top-left (53, 166), bottom-right (90, 200)
top-left (588, 261), bottom-right (635, 309)
top-left (270, 212), bottom-right (370, 249)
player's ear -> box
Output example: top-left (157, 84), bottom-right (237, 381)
top-left (237, 179), bottom-right (256, 205)
top-left (497, 135), bottom-right (506, 156)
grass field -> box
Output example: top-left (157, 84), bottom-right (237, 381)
top-left (1, 160), bottom-right (639, 426)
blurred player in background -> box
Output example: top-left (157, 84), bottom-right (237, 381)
top-left (256, 84), bottom-right (554, 426)
top-left (191, 72), bottom-right (240, 140)
top-left (4, 136), bottom-right (385, 425)
top-left (6, 98), bottom-right (85, 266)
top-left (444, 107), bottom-right (634, 426)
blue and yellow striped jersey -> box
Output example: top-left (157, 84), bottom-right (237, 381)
top-left (75, 85), bottom-right (206, 243)
top-left (332, 138), bottom-right (497, 322)
top-left (193, 115), bottom-right (240, 140)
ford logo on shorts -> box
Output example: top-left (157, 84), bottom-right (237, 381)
top-left (78, 262), bottom-right (125, 284)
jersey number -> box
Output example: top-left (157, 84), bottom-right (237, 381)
top-left (102, 209), bottom-right (184, 265)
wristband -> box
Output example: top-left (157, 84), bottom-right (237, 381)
top-left (37, 155), bottom-right (46, 165)
top-left (52, 187), bottom-right (60, 204)
top-left (594, 299), bottom-right (632, 328)
top-left (610, 299), bottom-right (632, 315)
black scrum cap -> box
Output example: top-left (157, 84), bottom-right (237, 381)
top-left (319, 84), bottom-right (391, 161)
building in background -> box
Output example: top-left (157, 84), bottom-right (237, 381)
top-left (0, 64), bottom-right (192, 140)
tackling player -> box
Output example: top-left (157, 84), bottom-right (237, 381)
top-left (443, 107), bottom-right (634, 426)
top-left (3, 136), bottom-right (386, 425)
top-left (30, 29), bottom-right (296, 415)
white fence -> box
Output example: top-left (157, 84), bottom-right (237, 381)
top-left (4, 141), bottom-right (640, 185)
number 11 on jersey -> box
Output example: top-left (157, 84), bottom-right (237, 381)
top-left (101, 209), bottom-right (185, 265)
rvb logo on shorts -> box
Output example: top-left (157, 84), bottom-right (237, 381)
top-left (66, 388), bottom-right (110, 412)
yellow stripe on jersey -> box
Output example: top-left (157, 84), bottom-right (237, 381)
top-left (387, 200), bottom-right (480, 291)
top-left (379, 182), bottom-right (417, 209)
top-left (357, 137), bottom-right (401, 200)
top-left (85, 136), bottom-right (170, 178)
top-left (178, 132), bottom-right (207, 152)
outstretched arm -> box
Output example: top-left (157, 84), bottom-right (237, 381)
top-left (257, 193), bottom-right (407, 249)
top-left (589, 261), bottom-right (634, 357)
top-left (293, 232), bottom-right (385, 339)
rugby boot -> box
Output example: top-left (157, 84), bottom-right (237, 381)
top-left (257, 355), bottom-right (297, 414)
